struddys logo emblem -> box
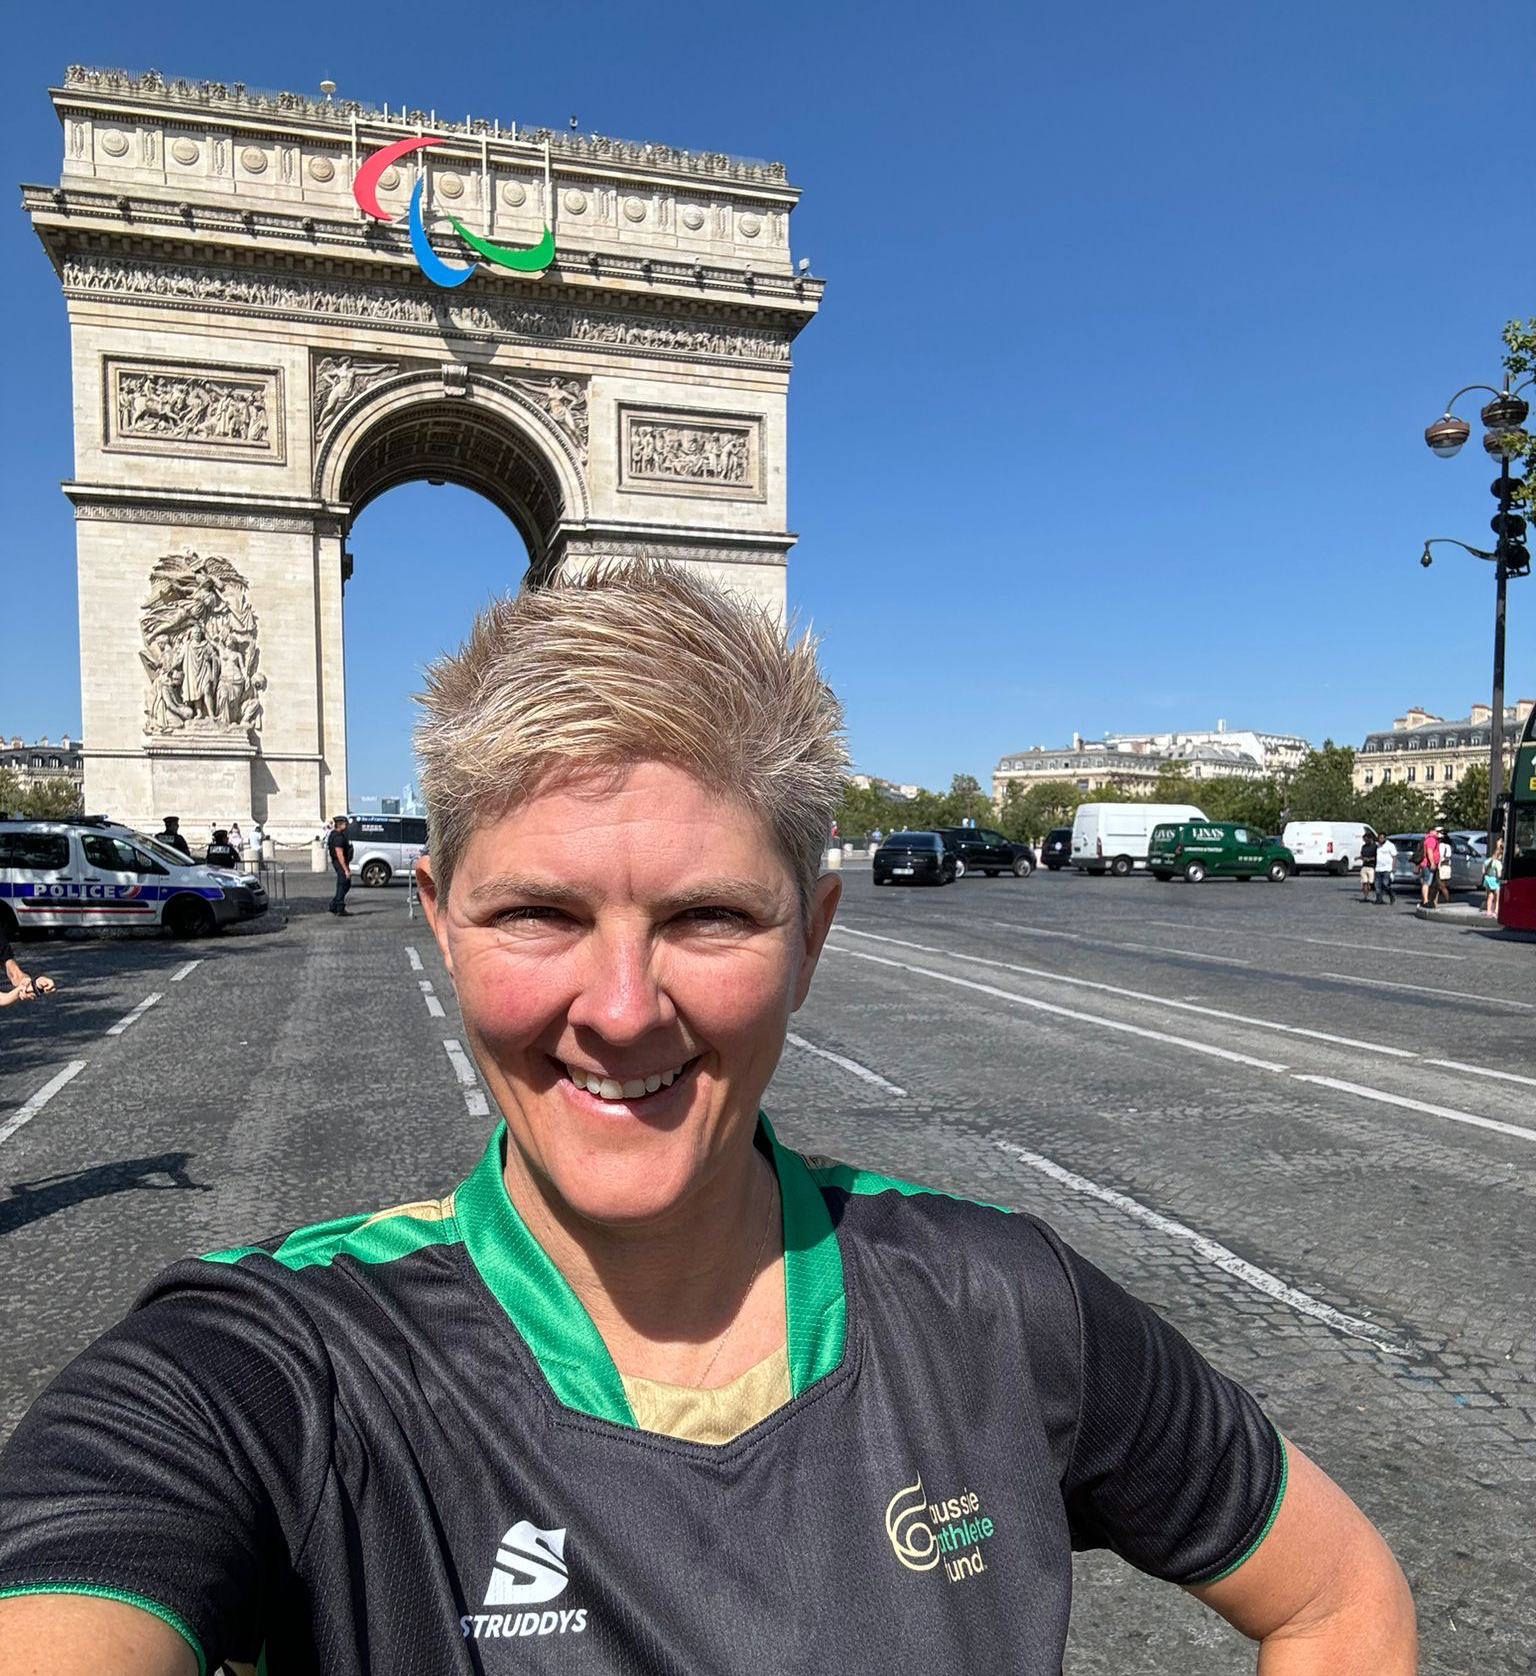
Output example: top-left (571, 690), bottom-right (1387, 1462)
top-left (353, 137), bottom-right (554, 287)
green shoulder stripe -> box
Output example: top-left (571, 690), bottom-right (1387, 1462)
top-left (202, 1195), bottom-right (460, 1271)
top-left (0, 1583), bottom-right (207, 1675)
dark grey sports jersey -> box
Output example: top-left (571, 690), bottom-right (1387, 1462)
top-left (0, 1120), bottom-right (1285, 1674)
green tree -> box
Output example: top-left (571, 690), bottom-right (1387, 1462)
top-left (0, 771), bottom-right (82, 819)
top-left (1502, 318), bottom-right (1535, 519)
top-left (998, 780), bottom-right (1087, 843)
top-left (1438, 762), bottom-right (1492, 831)
top-left (1359, 781), bottom-right (1435, 835)
top-left (935, 773), bottom-right (995, 829)
top-left (1282, 743), bottom-right (1360, 821)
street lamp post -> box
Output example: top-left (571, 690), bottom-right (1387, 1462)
top-left (1421, 377), bottom-right (1532, 825)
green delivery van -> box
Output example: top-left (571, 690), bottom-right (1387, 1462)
top-left (1148, 821), bottom-right (1294, 884)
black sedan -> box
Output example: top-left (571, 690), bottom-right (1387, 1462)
top-left (872, 831), bottom-right (959, 886)
top-left (1041, 826), bottom-right (1073, 870)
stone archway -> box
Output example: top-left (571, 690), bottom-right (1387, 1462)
top-left (25, 66), bottom-right (821, 838)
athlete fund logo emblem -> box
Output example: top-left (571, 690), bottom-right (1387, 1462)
top-left (462, 1521), bottom-right (588, 1642)
top-left (884, 1475), bottom-right (998, 1585)
top-left (352, 137), bottom-right (554, 287)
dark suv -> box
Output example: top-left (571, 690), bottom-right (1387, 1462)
top-left (936, 827), bottom-right (1035, 878)
top-left (1041, 827), bottom-right (1073, 870)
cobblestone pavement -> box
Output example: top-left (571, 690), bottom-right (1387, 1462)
top-left (1, 864), bottom-right (1531, 1671)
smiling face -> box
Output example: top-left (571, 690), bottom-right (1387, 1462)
top-left (418, 762), bottom-right (840, 1232)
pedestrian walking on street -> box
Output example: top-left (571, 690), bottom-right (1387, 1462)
top-left (157, 815), bottom-right (191, 858)
top-left (1483, 836), bottom-right (1504, 917)
top-left (326, 815), bottom-right (354, 915)
top-left (1374, 834), bottom-right (1397, 903)
top-left (1417, 829), bottom-right (1440, 909)
top-left (1434, 827), bottom-right (1453, 907)
top-left (229, 820), bottom-right (245, 859)
top-left (1358, 829), bottom-right (1378, 902)
top-left (1, 931), bottom-right (56, 1008)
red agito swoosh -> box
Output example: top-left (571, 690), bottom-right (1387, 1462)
top-left (352, 135), bottom-right (443, 221)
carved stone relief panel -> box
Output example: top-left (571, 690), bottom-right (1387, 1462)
top-left (312, 355), bottom-right (399, 437)
top-left (140, 549), bottom-right (266, 739)
top-left (619, 408), bottom-right (762, 501)
top-left (503, 374), bottom-right (589, 462)
top-left (104, 359), bottom-right (285, 463)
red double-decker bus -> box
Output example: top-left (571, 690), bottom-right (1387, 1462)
top-left (1499, 704), bottom-right (1536, 931)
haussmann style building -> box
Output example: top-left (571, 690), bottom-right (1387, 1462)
top-left (1352, 700), bottom-right (1535, 797)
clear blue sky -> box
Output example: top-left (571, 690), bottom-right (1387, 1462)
top-left (3, 1), bottom-right (1531, 797)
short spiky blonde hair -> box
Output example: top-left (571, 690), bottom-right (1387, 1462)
top-left (414, 561), bottom-right (848, 911)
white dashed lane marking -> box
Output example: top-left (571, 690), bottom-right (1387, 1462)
top-left (1317, 973), bottom-right (1533, 1010)
top-left (105, 993), bottom-right (162, 1036)
top-left (0, 1062), bottom-right (87, 1149)
top-left (406, 946), bottom-right (424, 972)
top-left (170, 960), bottom-right (202, 983)
top-left (443, 1039), bottom-right (490, 1118)
top-left (419, 979), bottom-right (445, 1019)
top-left (785, 1032), bottom-right (907, 1097)
top-left (994, 1139), bottom-right (1413, 1356)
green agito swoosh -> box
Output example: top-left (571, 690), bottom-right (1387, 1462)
top-left (447, 217), bottom-right (556, 274)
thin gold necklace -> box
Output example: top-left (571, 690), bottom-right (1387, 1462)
top-left (692, 1167), bottom-right (777, 1390)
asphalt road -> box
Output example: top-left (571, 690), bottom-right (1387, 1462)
top-left (2, 861), bottom-right (1532, 1672)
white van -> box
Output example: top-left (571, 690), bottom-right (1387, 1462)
top-left (1281, 821), bottom-right (1367, 875)
top-left (347, 813), bottom-right (429, 887)
top-left (0, 817), bottom-right (268, 937)
top-left (1071, 803), bottom-right (1207, 875)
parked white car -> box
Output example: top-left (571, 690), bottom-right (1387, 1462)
top-left (1070, 802), bottom-right (1207, 876)
top-left (1281, 821), bottom-right (1368, 875)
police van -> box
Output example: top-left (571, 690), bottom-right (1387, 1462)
top-left (1147, 820), bottom-right (1294, 884)
top-left (347, 814), bottom-right (428, 887)
top-left (0, 816), bottom-right (268, 937)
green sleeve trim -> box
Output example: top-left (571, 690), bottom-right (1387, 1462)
top-left (201, 1203), bottom-right (460, 1271)
top-left (0, 1582), bottom-right (207, 1674)
top-left (1195, 1429), bottom-right (1289, 1586)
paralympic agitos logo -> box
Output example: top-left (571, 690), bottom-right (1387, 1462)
top-left (352, 136), bottom-right (554, 288)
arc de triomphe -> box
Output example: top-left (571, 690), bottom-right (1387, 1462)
top-left (22, 67), bottom-right (821, 839)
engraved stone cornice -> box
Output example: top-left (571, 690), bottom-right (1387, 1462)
top-left (23, 186), bottom-right (825, 315)
top-left (66, 481), bottom-right (343, 536)
top-left (57, 66), bottom-right (793, 189)
top-left (55, 253), bottom-right (799, 366)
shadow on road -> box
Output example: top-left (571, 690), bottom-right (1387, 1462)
top-left (0, 1150), bottom-right (212, 1237)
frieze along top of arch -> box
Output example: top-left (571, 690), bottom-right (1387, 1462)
top-left (58, 65), bottom-right (791, 187)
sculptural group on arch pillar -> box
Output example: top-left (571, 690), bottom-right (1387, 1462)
top-left (139, 549), bottom-right (266, 738)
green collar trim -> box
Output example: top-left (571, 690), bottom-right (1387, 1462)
top-left (457, 1117), bottom-right (848, 1427)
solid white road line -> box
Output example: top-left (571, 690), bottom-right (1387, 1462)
top-left (785, 1032), bottom-right (907, 1097)
top-left (1317, 972), bottom-right (1533, 1010)
top-left (1423, 1058), bottom-right (1536, 1090)
top-left (1137, 921), bottom-right (1466, 963)
top-left (443, 1039), bottom-right (478, 1085)
top-left (827, 944), bottom-right (1290, 1074)
top-left (1291, 1076), bottom-right (1536, 1145)
top-left (835, 926), bottom-right (1411, 1059)
top-left (170, 960), bottom-right (202, 983)
top-left (0, 1061), bottom-right (87, 1148)
top-left (406, 946), bottom-right (424, 971)
top-left (106, 993), bottom-right (162, 1036)
top-left (419, 979), bottom-right (445, 1019)
top-left (994, 1139), bottom-right (1413, 1355)
top-left (985, 921), bottom-right (1248, 966)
